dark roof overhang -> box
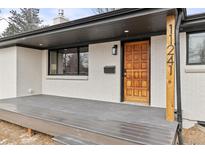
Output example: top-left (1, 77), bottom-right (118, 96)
top-left (181, 11), bottom-right (205, 32)
top-left (0, 8), bottom-right (177, 50)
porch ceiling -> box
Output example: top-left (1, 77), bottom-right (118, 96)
top-left (0, 8), bottom-right (177, 50)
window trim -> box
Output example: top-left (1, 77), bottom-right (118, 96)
top-left (187, 31), bottom-right (205, 65)
top-left (48, 46), bottom-right (88, 76)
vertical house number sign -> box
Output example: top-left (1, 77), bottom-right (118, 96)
top-left (167, 24), bottom-right (175, 77)
top-left (166, 15), bottom-right (175, 121)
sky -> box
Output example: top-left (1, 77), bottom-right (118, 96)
top-left (0, 8), bottom-right (95, 34)
top-left (186, 8), bottom-right (205, 15)
top-left (1, 8), bottom-right (205, 34)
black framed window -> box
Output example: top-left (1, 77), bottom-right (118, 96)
top-left (48, 46), bottom-right (88, 75)
top-left (188, 32), bottom-right (205, 65)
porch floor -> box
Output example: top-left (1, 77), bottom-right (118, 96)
top-left (0, 95), bottom-right (178, 144)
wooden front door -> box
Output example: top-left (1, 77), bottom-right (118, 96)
top-left (124, 40), bottom-right (150, 103)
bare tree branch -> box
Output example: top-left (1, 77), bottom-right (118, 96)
top-left (92, 8), bottom-right (119, 14)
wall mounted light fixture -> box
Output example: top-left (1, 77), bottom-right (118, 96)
top-left (112, 45), bottom-right (118, 55)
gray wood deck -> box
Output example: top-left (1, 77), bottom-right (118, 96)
top-left (0, 95), bottom-right (178, 145)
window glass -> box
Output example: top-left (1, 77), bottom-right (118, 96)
top-left (79, 52), bottom-right (88, 75)
top-left (49, 46), bottom-right (88, 75)
top-left (49, 51), bottom-right (57, 74)
top-left (57, 52), bottom-right (64, 74)
top-left (62, 48), bottom-right (78, 75)
top-left (188, 33), bottom-right (205, 64)
top-left (79, 47), bottom-right (88, 75)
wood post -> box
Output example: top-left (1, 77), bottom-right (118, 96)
top-left (166, 15), bottom-right (176, 121)
top-left (27, 128), bottom-right (33, 137)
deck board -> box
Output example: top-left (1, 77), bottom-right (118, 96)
top-left (0, 95), bottom-right (178, 144)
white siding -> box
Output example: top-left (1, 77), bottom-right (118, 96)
top-left (150, 35), bottom-right (166, 108)
top-left (180, 33), bottom-right (205, 128)
top-left (150, 35), bottom-right (178, 109)
top-left (0, 47), bottom-right (17, 99)
top-left (42, 41), bottom-right (121, 102)
top-left (150, 33), bottom-right (205, 128)
top-left (16, 47), bottom-right (42, 96)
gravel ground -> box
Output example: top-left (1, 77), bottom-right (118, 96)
top-left (183, 124), bottom-right (205, 145)
top-left (1, 119), bottom-right (205, 145)
top-left (0, 120), bottom-right (54, 145)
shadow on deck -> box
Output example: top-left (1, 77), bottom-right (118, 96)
top-left (0, 95), bottom-right (178, 145)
